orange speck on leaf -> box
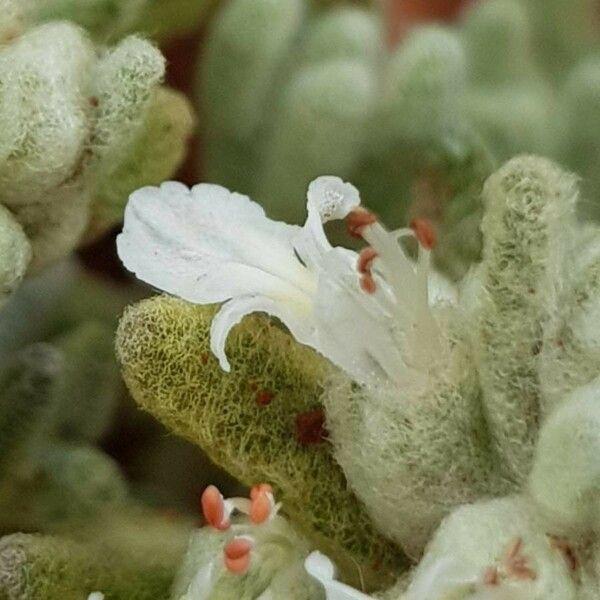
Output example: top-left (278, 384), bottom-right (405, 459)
top-left (256, 390), bottom-right (274, 406)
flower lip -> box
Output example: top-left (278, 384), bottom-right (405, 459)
top-left (118, 176), bottom-right (449, 387)
top-left (307, 177), bottom-right (361, 223)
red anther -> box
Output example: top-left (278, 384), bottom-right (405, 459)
top-left (346, 209), bottom-right (377, 239)
top-left (250, 491), bottom-right (273, 525)
top-left (225, 553), bottom-right (252, 575)
top-left (250, 483), bottom-right (273, 500)
top-left (359, 274), bottom-right (377, 295)
top-left (224, 537), bottom-right (254, 560)
top-left (296, 410), bottom-right (327, 446)
top-left (357, 247), bottom-right (379, 275)
top-left (410, 217), bottom-right (437, 250)
top-left (201, 485), bottom-right (230, 531)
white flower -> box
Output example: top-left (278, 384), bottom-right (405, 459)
top-left (305, 552), bottom-right (374, 600)
top-left (173, 485), bottom-right (316, 600)
top-left (87, 594), bottom-right (105, 600)
top-left (117, 176), bottom-right (450, 386)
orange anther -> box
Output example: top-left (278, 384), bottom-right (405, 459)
top-left (224, 537), bottom-right (254, 560)
top-left (250, 483), bottom-right (273, 500)
top-left (201, 485), bottom-right (230, 531)
top-left (357, 247), bottom-right (379, 275)
top-left (410, 218), bottom-right (437, 250)
top-left (359, 274), bottom-right (377, 294)
top-left (346, 209), bottom-right (377, 239)
top-left (225, 553), bottom-right (252, 575)
top-left (250, 491), bottom-right (273, 525)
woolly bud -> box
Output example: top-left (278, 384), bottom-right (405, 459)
top-left (116, 296), bottom-right (406, 590)
top-left (0, 205), bottom-right (31, 306)
top-left (0, 344), bottom-right (62, 469)
top-left (529, 378), bottom-right (600, 532)
top-left (33, 443), bottom-right (128, 524)
top-left (172, 515), bottom-right (320, 600)
top-left (50, 321), bottom-right (120, 443)
top-left (476, 155), bottom-right (578, 484)
top-left (90, 87), bottom-right (195, 238)
top-left (201, 0), bottom-right (304, 139)
top-left (404, 496), bottom-right (577, 600)
top-left (379, 26), bottom-right (467, 146)
top-left (91, 35), bottom-right (165, 165)
top-left (259, 59), bottom-right (376, 221)
top-left (462, 0), bottom-right (535, 84)
top-left (0, 530), bottom-right (182, 599)
top-left (299, 6), bottom-right (382, 67)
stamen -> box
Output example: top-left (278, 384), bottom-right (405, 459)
top-left (409, 218), bottom-right (437, 250)
top-left (224, 553), bottom-right (252, 575)
top-left (346, 209), bottom-right (378, 239)
top-left (250, 489), bottom-right (274, 525)
top-left (250, 483), bottom-right (273, 500)
top-left (201, 485), bottom-right (230, 531)
top-left (224, 537), bottom-right (254, 560)
top-left (359, 274), bottom-right (377, 295)
top-left (357, 247), bottom-right (379, 275)
top-left (391, 227), bottom-right (415, 241)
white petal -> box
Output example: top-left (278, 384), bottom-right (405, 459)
top-left (117, 182), bottom-right (315, 306)
top-left (210, 296), bottom-right (317, 372)
top-left (87, 594), bottom-right (104, 600)
top-left (181, 562), bottom-right (216, 600)
top-left (428, 271), bottom-right (457, 306)
top-left (404, 557), bottom-right (478, 600)
top-left (304, 552), bottom-right (373, 600)
top-left (307, 176), bottom-right (361, 223)
top-left (296, 176), bottom-right (361, 267)
top-left (313, 248), bottom-right (405, 385)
